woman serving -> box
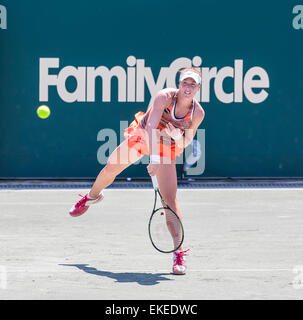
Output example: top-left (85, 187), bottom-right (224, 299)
top-left (69, 68), bottom-right (205, 275)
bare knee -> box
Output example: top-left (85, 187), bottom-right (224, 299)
top-left (102, 162), bottom-right (122, 180)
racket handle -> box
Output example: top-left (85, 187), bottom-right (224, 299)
top-left (151, 175), bottom-right (159, 190)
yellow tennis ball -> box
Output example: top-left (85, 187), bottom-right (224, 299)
top-left (37, 105), bottom-right (50, 119)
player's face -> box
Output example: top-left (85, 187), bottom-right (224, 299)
top-left (179, 78), bottom-right (200, 99)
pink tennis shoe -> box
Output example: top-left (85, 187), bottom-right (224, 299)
top-left (69, 193), bottom-right (104, 217)
top-left (173, 249), bottom-right (189, 275)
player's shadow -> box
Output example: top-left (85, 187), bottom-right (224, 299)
top-left (59, 264), bottom-right (173, 286)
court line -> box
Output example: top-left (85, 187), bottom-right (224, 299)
top-left (1, 188), bottom-right (303, 192)
top-left (2, 268), bottom-right (293, 273)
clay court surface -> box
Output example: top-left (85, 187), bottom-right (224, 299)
top-left (1, 187), bottom-right (303, 300)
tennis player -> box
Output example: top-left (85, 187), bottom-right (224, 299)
top-left (69, 68), bottom-right (205, 275)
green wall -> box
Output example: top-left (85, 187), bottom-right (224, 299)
top-left (0, 1), bottom-right (302, 178)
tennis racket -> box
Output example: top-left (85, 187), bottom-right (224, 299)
top-left (148, 175), bottom-right (184, 253)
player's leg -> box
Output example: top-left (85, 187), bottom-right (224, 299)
top-left (69, 139), bottom-right (143, 217)
top-left (155, 160), bottom-right (183, 248)
top-left (89, 139), bottom-right (143, 197)
top-left (155, 160), bottom-right (188, 275)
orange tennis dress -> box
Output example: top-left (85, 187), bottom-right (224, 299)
top-left (124, 93), bottom-right (196, 160)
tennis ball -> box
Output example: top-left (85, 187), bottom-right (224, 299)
top-left (37, 105), bottom-right (50, 119)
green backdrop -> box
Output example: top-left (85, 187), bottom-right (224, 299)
top-left (0, 1), bottom-right (302, 178)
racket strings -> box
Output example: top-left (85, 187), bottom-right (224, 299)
top-left (149, 208), bottom-right (183, 253)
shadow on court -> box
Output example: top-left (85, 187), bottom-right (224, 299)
top-left (59, 264), bottom-right (173, 286)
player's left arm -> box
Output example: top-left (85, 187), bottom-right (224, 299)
top-left (167, 104), bottom-right (205, 149)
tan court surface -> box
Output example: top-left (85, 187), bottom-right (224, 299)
top-left (0, 188), bottom-right (303, 300)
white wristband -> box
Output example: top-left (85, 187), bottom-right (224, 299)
top-left (150, 155), bottom-right (160, 164)
top-left (171, 131), bottom-right (183, 140)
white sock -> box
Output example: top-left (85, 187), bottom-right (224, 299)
top-left (87, 194), bottom-right (98, 200)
